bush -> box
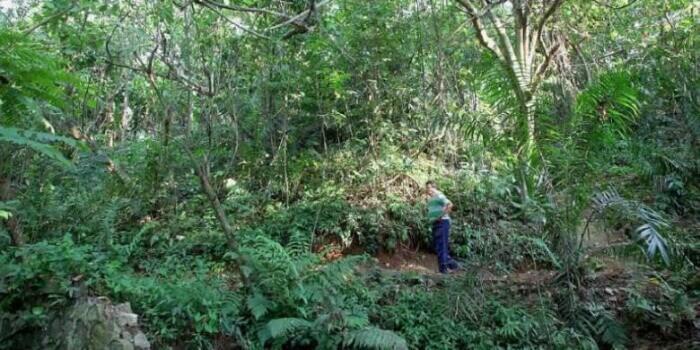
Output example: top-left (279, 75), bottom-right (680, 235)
top-left (0, 236), bottom-right (108, 349)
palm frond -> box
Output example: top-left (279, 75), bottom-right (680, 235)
top-left (635, 224), bottom-right (669, 265)
top-left (589, 188), bottom-right (671, 264)
top-left (575, 70), bottom-right (640, 136)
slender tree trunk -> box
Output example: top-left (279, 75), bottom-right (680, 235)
top-left (120, 92), bottom-right (132, 142)
top-left (190, 154), bottom-right (236, 249)
top-left (455, 0), bottom-right (564, 203)
top-left (516, 98), bottom-right (535, 203)
top-left (105, 98), bottom-right (115, 148)
top-left (0, 176), bottom-right (23, 246)
top-left (189, 154), bottom-right (251, 288)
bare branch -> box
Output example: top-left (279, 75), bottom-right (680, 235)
top-left (530, 41), bottom-right (561, 93)
top-left (591, 0), bottom-right (639, 10)
top-left (197, 0), bottom-right (288, 18)
top-left (22, 4), bottom-right (83, 36)
top-left (454, 0), bottom-right (502, 60)
top-left (529, 0), bottom-right (565, 63)
top-left (483, 2), bottom-right (519, 69)
top-left (266, 0), bottom-right (331, 32)
top-left (106, 59), bottom-right (214, 97)
top-left (197, 0), bottom-right (271, 39)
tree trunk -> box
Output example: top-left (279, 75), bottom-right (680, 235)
top-left (120, 92), bottom-right (132, 142)
top-left (516, 98), bottom-right (536, 203)
top-left (455, 0), bottom-right (564, 203)
top-left (0, 176), bottom-right (23, 246)
top-left (192, 156), bottom-right (236, 250)
top-left (105, 98), bottom-right (115, 148)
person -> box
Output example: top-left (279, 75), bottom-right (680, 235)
top-left (426, 180), bottom-right (460, 274)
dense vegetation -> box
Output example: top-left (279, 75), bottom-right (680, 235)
top-left (1, 0), bottom-right (698, 349)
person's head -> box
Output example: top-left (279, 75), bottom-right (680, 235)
top-left (425, 180), bottom-right (438, 196)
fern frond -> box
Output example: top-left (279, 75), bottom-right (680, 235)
top-left (573, 302), bottom-right (628, 349)
top-left (0, 28), bottom-right (77, 125)
top-left (286, 230), bottom-right (312, 256)
top-left (597, 314), bottom-right (628, 350)
top-left (0, 126), bottom-right (83, 167)
top-left (343, 327), bottom-right (408, 350)
top-left (247, 293), bottom-right (274, 320)
top-left (0, 200), bottom-right (17, 220)
top-left (258, 317), bottom-right (312, 344)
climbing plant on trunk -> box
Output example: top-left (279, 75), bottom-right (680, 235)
top-left (455, 0), bottom-right (565, 201)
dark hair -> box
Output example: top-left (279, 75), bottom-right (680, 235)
top-left (425, 180), bottom-right (436, 187)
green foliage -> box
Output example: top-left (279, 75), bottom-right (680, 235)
top-left (105, 260), bottom-right (242, 347)
top-left (0, 126), bottom-right (84, 167)
top-left (0, 28), bottom-right (75, 124)
top-left (237, 232), bottom-right (406, 348)
top-left (591, 188), bottom-right (671, 264)
top-left (260, 317), bottom-right (408, 350)
top-left (575, 71), bottom-right (641, 137)
top-left (0, 236), bottom-right (107, 349)
top-left (623, 276), bottom-right (695, 337)
top-left (1, 1), bottom-right (698, 349)
top-left (344, 327), bottom-right (408, 350)
top-left (0, 200), bottom-right (15, 220)
top-left (0, 28), bottom-right (83, 167)
top-left (573, 302), bottom-right (628, 350)
top-left (371, 273), bottom-right (597, 349)
top-left (259, 317), bottom-right (311, 343)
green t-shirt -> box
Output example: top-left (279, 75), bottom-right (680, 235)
top-left (427, 191), bottom-right (451, 223)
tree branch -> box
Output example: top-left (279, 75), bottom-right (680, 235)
top-left (530, 41), bottom-right (561, 93)
top-left (197, 0), bottom-right (271, 39)
top-left (197, 0), bottom-right (288, 18)
top-left (528, 0), bottom-right (565, 65)
top-left (483, 1), bottom-right (519, 70)
top-left (267, 0), bottom-right (330, 32)
top-left (22, 5), bottom-right (83, 36)
top-left (454, 0), bottom-right (502, 60)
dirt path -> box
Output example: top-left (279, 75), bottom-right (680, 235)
top-left (372, 247), bottom-right (558, 290)
top-left (375, 247), bottom-right (440, 274)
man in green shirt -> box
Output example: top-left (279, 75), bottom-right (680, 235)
top-left (426, 181), bottom-right (460, 274)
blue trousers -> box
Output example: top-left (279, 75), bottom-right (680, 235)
top-left (432, 219), bottom-right (458, 273)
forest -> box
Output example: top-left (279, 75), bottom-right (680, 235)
top-left (0, 0), bottom-right (698, 349)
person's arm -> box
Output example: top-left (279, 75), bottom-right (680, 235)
top-left (444, 201), bottom-right (453, 215)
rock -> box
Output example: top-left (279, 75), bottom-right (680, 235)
top-left (133, 333), bottom-right (150, 349)
top-left (117, 312), bottom-right (139, 327)
top-left (41, 297), bottom-right (151, 350)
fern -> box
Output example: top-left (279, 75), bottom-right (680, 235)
top-left (286, 229), bottom-right (312, 256)
top-left (513, 234), bottom-right (562, 269)
top-left (0, 200), bottom-right (16, 220)
top-left (258, 317), bottom-right (312, 344)
top-left (0, 28), bottom-right (77, 125)
top-left (343, 327), bottom-right (408, 350)
top-left (247, 293), bottom-right (275, 320)
top-left (0, 126), bottom-right (84, 167)
top-left (574, 302), bottom-right (628, 350)
top-left (0, 28), bottom-right (84, 167)
top-left (598, 314), bottom-right (628, 350)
